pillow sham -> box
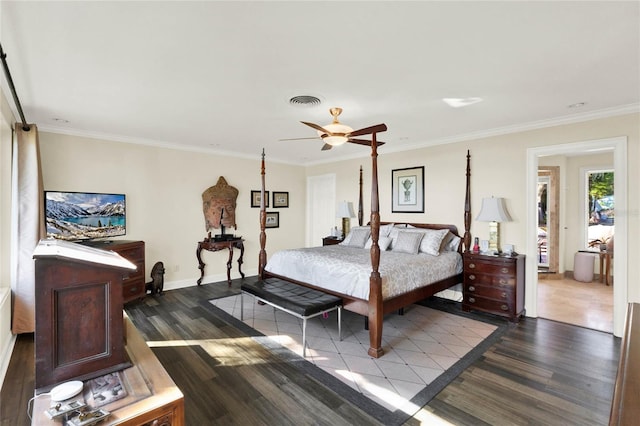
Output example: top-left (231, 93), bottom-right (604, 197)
top-left (440, 232), bottom-right (462, 252)
top-left (364, 236), bottom-right (392, 251)
top-left (342, 227), bottom-right (370, 248)
top-left (340, 226), bottom-right (369, 246)
top-left (391, 231), bottom-right (424, 254)
top-left (418, 228), bottom-right (450, 256)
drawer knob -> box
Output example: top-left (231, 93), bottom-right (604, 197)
top-left (501, 267), bottom-right (508, 274)
top-left (499, 279), bottom-right (507, 285)
top-left (501, 304), bottom-right (509, 311)
top-left (469, 274), bottom-right (476, 281)
top-left (468, 285), bottom-right (476, 292)
top-left (129, 286), bottom-right (138, 293)
top-left (468, 297), bottom-right (476, 303)
top-left (469, 263), bottom-right (476, 269)
top-left (501, 292), bottom-right (507, 299)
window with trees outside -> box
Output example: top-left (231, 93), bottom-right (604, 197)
top-left (586, 170), bottom-right (614, 250)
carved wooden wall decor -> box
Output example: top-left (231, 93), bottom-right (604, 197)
top-left (202, 176), bottom-right (239, 231)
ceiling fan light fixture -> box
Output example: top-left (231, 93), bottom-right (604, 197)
top-left (322, 135), bottom-right (349, 146)
top-left (317, 122), bottom-right (353, 146)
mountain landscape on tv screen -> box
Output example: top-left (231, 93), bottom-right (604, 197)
top-left (45, 193), bottom-right (125, 241)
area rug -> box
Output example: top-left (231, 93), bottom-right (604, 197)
top-left (206, 294), bottom-right (509, 425)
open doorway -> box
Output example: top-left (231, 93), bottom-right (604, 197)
top-left (537, 167), bottom-right (559, 277)
top-left (526, 137), bottom-right (627, 338)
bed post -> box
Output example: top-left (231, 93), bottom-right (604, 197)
top-left (358, 165), bottom-right (364, 226)
top-left (258, 149), bottom-right (267, 279)
top-left (463, 150), bottom-right (471, 252)
top-left (368, 134), bottom-right (384, 358)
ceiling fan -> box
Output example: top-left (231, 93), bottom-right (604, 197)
top-left (280, 107), bottom-right (387, 151)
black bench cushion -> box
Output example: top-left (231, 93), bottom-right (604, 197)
top-left (241, 278), bottom-right (342, 317)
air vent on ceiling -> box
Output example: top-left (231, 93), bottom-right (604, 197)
top-left (289, 95), bottom-right (322, 107)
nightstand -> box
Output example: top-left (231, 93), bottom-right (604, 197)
top-left (462, 252), bottom-right (525, 322)
top-left (322, 236), bottom-right (343, 246)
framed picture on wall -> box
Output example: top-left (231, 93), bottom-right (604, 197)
top-left (272, 191), bottom-right (289, 208)
top-left (265, 211), bottom-right (279, 228)
top-left (392, 166), bottom-right (424, 213)
top-left (251, 190), bottom-right (269, 208)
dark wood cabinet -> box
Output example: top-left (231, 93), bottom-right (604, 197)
top-left (83, 240), bottom-right (146, 303)
top-left (462, 252), bottom-right (525, 322)
top-left (33, 240), bottom-right (136, 392)
top-left (322, 236), bottom-right (343, 246)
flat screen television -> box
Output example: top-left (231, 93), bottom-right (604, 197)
top-left (45, 191), bottom-right (126, 241)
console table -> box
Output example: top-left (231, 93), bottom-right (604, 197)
top-left (32, 314), bottom-right (184, 425)
top-left (196, 237), bottom-right (245, 286)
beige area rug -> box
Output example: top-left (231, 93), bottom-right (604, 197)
top-left (210, 294), bottom-right (506, 421)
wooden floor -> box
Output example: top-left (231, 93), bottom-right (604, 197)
top-left (1, 278), bottom-right (620, 425)
top-left (538, 276), bottom-right (613, 333)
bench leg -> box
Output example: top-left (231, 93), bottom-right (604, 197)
top-left (240, 292), bottom-right (244, 321)
top-left (302, 317), bottom-right (308, 357)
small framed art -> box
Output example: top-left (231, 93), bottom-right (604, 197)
top-left (265, 211), bottom-right (279, 228)
top-left (272, 191), bottom-right (289, 208)
top-left (251, 190), bottom-right (269, 208)
top-left (392, 166), bottom-right (424, 213)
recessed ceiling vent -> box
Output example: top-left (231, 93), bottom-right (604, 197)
top-left (289, 95), bottom-right (322, 107)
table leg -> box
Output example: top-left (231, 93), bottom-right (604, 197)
top-left (226, 247), bottom-right (234, 286)
top-left (196, 244), bottom-right (205, 286)
top-left (237, 242), bottom-right (245, 279)
top-left (605, 254), bottom-right (611, 286)
top-left (599, 254), bottom-right (605, 284)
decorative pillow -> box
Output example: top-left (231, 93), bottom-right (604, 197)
top-left (365, 236), bottom-right (392, 251)
top-left (445, 234), bottom-right (462, 252)
top-left (342, 227), bottom-right (370, 248)
top-left (380, 223), bottom-right (395, 237)
top-left (340, 226), bottom-right (369, 246)
top-left (391, 231), bottom-right (424, 254)
top-left (418, 228), bottom-right (450, 256)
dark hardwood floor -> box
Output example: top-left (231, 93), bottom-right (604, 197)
top-left (1, 278), bottom-right (620, 425)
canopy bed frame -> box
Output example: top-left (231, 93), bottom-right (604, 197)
top-left (258, 144), bottom-right (472, 358)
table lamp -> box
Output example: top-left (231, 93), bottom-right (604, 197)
top-left (476, 197), bottom-right (512, 254)
top-left (337, 201), bottom-right (356, 239)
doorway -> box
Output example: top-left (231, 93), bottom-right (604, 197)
top-left (526, 137), bottom-right (628, 338)
top-left (537, 167), bottom-right (560, 277)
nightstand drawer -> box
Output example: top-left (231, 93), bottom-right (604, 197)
top-left (465, 272), bottom-right (516, 287)
top-left (465, 260), bottom-right (515, 275)
top-left (465, 283), bottom-right (513, 301)
top-left (464, 295), bottom-right (513, 314)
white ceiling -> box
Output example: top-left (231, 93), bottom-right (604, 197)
top-left (1, 1), bottom-right (638, 165)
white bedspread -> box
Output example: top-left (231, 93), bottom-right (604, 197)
top-left (264, 246), bottom-right (463, 300)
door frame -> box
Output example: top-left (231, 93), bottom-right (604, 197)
top-left (537, 167), bottom-right (560, 276)
top-left (526, 136), bottom-right (627, 337)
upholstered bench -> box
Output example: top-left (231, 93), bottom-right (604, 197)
top-left (241, 278), bottom-right (342, 357)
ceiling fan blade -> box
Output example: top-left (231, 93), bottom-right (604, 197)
top-left (348, 123), bottom-right (387, 137)
top-left (278, 137), bottom-right (321, 141)
top-left (301, 121), bottom-right (333, 135)
top-left (348, 138), bottom-right (386, 147)
top-left (321, 143), bottom-right (332, 151)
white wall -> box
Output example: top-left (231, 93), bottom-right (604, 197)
top-left (39, 133), bottom-right (307, 289)
top-left (0, 87), bottom-right (16, 386)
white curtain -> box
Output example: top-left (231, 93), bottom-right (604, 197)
top-left (11, 123), bottom-right (44, 334)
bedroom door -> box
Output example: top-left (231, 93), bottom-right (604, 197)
top-left (306, 174), bottom-right (336, 247)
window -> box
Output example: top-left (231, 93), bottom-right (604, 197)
top-left (585, 169), bottom-right (614, 249)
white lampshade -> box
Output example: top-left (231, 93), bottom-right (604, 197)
top-left (337, 201), bottom-right (356, 218)
top-left (476, 197), bottom-right (512, 223)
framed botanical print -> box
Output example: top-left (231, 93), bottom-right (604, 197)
top-left (251, 190), bottom-right (269, 208)
top-left (265, 211), bottom-right (279, 228)
top-left (272, 191), bottom-right (289, 208)
top-left (392, 166), bottom-right (424, 213)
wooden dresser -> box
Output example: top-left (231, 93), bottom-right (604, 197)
top-left (83, 240), bottom-right (146, 303)
top-left (32, 315), bottom-right (185, 425)
top-left (462, 252), bottom-right (525, 322)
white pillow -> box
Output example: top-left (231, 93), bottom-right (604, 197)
top-left (418, 228), bottom-right (450, 256)
top-left (340, 226), bottom-right (369, 245)
top-left (391, 231), bottom-right (424, 254)
top-left (441, 233), bottom-right (462, 252)
top-left (365, 236), bottom-right (392, 251)
top-left (342, 227), bottom-right (370, 248)
top-left (380, 223), bottom-right (395, 237)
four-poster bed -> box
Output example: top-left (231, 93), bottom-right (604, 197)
top-left (258, 143), bottom-right (472, 358)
